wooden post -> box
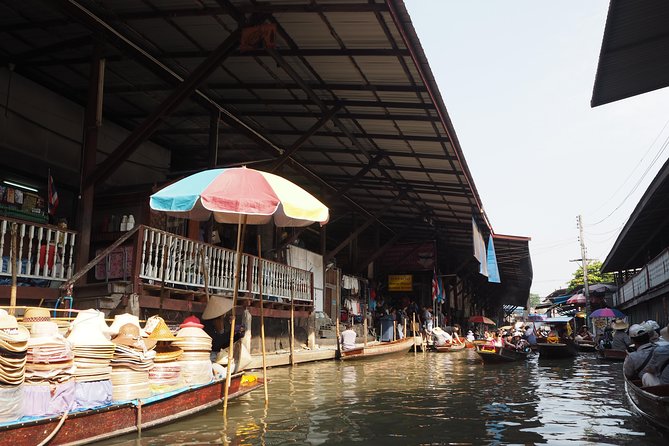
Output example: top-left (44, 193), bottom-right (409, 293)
top-left (290, 281), bottom-right (295, 367)
top-left (223, 214), bottom-right (247, 418)
top-left (404, 318), bottom-right (407, 341)
top-left (335, 318), bottom-right (341, 357)
top-left (9, 222), bottom-right (18, 315)
top-left (256, 235), bottom-right (269, 407)
top-left (199, 247), bottom-right (210, 302)
top-left (393, 320), bottom-right (397, 341)
top-left (363, 316), bottom-right (368, 347)
top-left (412, 313), bottom-right (417, 355)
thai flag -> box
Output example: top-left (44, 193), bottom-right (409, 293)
top-left (432, 268), bottom-right (439, 302)
top-left (48, 174), bottom-right (59, 216)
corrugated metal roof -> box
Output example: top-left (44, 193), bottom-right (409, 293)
top-left (0, 0), bottom-right (531, 301)
top-left (592, 0), bottom-right (669, 106)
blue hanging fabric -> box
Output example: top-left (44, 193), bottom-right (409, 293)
top-left (437, 276), bottom-right (445, 304)
top-left (472, 217), bottom-right (488, 277)
top-left (487, 234), bottom-right (501, 283)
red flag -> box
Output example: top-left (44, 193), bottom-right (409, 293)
top-left (48, 174), bottom-right (59, 216)
top-left (432, 268), bottom-right (439, 302)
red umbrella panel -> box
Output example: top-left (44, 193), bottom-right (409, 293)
top-left (468, 315), bottom-right (496, 325)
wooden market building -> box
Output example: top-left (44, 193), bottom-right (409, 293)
top-left (0, 0), bottom-right (532, 340)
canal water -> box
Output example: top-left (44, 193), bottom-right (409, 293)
top-left (102, 350), bottom-right (667, 445)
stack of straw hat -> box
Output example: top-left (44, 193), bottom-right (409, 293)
top-left (21, 307), bottom-right (70, 335)
top-left (25, 321), bottom-right (74, 383)
top-left (110, 323), bottom-right (156, 401)
top-left (67, 310), bottom-right (115, 383)
top-left (22, 321), bottom-right (76, 418)
top-left (0, 311), bottom-right (29, 386)
top-left (174, 316), bottom-right (213, 385)
top-left (146, 316), bottom-right (183, 393)
top-left (0, 310), bottom-right (29, 422)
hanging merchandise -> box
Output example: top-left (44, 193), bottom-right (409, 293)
top-left (120, 215), bottom-right (128, 231)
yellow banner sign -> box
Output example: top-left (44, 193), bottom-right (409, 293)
top-left (388, 274), bottom-right (413, 292)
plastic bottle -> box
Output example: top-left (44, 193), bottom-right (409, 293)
top-left (120, 215), bottom-right (128, 232)
top-left (126, 214), bottom-right (135, 231)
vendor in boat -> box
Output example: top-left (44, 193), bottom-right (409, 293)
top-left (202, 296), bottom-right (246, 357)
top-left (432, 327), bottom-right (453, 346)
top-left (611, 319), bottom-right (632, 351)
top-left (623, 324), bottom-right (656, 382)
top-left (340, 323), bottom-right (357, 351)
top-left (642, 325), bottom-right (669, 386)
top-left (503, 334), bottom-right (518, 350)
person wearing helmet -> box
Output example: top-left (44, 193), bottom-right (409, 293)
top-left (623, 324), bottom-right (656, 381)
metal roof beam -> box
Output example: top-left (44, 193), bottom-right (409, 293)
top-left (83, 29), bottom-right (241, 187)
top-left (99, 82), bottom-right (428, 94)
top-left (324, 192), bottom-right (407, 262)
top-left (270, 105), bottom-right (342, 172)
top-left (1, 35), bottom-right (92, 63)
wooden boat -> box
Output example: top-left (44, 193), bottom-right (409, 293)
top-left (576, 341), bottom-right (597, 352)
top-left (465, 341), bottom-right (474, 349)
top-left (537, 339), bottom-right (578, 359)
top-left (246, 347), bottom-right (337, 368)
top-left (475, 344), bottom-right (529, 363)
top-left (339, 336), bottom-right (415, 360)
top-left (597, 348), bottom-right (627, 361)
top-left (433, 340), bottom-right (466, 352)
top-left (624, 375), bottom-right (669, 430)
top-left (0, 372), bottom-right (262, 446)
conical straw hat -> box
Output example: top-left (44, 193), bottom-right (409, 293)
top-left (201, 296), bottom-right (233, 320)
top-left (147, 317), bottom-right (182, 342)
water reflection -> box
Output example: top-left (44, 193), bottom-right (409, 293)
top-left (101, 350), bottom-right (667, 446)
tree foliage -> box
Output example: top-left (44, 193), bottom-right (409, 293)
top-left (567, 261), bottom-right (614, 292)
top-left (528, 293), bottom-right (541, 309)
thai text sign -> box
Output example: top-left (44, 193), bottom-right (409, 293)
top-left (388, 274), bottom-right (413, 292)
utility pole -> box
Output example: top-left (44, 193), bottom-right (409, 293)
top-left (577, 215), bottom-right (591, 327)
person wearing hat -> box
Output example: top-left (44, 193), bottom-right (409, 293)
top-left (201, 296), bottom-right (245, 355)
top-left (642, 325), bottom-right (669, 386)
top-left (642, 320), bottom-right (661, 344)
top-left (611, 319), bottom-right (632, 352)
top-left (623, 324), bottom-right (656, 381)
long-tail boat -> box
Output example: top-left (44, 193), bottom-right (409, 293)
top-left (576, 341), bottom-right (597, 352)
top-left (536, 317), bottom-right (578, 359)
top-left (475, 344), bottom-right (529, 363)
top-left (433, 339), bottom-right (466, 352)
top-left (0, 372), bottom-right (262, 446)
top-left (597, 348), bottom-right (627, 361)
top-left (625, 375), bottom-right (669, 430)
top-left (339, 336), bottom-right (415, 360)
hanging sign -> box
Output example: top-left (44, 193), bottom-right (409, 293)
top-left (388, 274), bottom-right (413, 292)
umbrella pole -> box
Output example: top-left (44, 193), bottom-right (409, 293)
top-left (256, 235), bottom-right (269, 408)
top-left (223, 214), bottom-right (247, 418)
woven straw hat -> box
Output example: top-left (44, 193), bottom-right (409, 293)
top-left (109, 314), bottom-right (148, 337)
top-left (22, 307), bottom-right (51, 324)
top-left (113, 323), bottom-right (157, 351)
top-left (201, 296), bottom-right (233, 320)
top-left (154, 345), bottom-right (183, 362)
top-left (70, 310), bottom-right (112, 339)
top-left (0, 314), bottom-right (30, 344)
top-left (611, 319), bottom-right (629, 330)
top-left (147, 317), bottom-right (182, 342)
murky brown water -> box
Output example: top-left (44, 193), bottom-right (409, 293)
top-left (101, 350), bottom-right (667, 445)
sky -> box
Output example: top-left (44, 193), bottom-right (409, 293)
top-left (404, 1), bottom-right (669, 297)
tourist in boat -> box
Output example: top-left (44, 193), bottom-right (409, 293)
top-left (340, 323), bottom-right (357, 351)
top-left (575, 326), bottom-right (593, 343)
top-left (642, 320), bottom-right (661, 344)
top-left (503, 334), bottom-right (518, 350)
top-left (623, 324), bottom-right (656, 381)
top-left (596, 326), bottom-right (614, 349)
top-left (642, 325), bottom-right (669, 386)
top-left (466, 330), bottom-right (475, 342)
top-left (524, 325), bottom-right (537, 347)
top-left (611, 319), bottom-right (632, 351)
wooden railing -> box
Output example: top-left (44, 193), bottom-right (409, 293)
top-left (137, 226), bottom-right (313, 303)
top-left (0, 217), bottom-right (77, 283)
top-left (614, 248), bottom-right (669, 306)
